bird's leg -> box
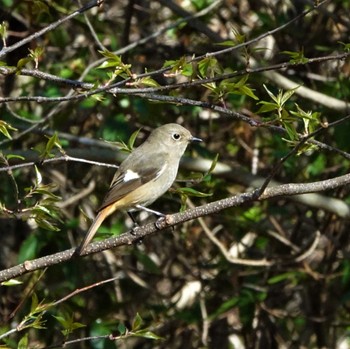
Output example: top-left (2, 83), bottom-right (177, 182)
top-left (127, 211), bottom-right (141, 238)
top-left (135, 205), bottom-right (169, 233)
top-left (135, 205), bottom-right (165, 217)
top-left (127, 211), bottom-right (139, 225)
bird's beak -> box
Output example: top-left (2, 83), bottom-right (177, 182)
top-left (191, 136), bottom-right (202, 142)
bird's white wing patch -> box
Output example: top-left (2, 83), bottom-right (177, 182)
top-left (123, 169), bottom-right (140, 182)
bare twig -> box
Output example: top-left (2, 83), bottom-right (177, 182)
top-left (0, 0), bottom-right (103, 59)
top-left (0, 154), bottom-right (119, 173)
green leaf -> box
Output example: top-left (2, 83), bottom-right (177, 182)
top-left (268, 272), bottom-right (301, 285)
top-left (128, 128), bottom-right (141, 150)
top-left (1, 279), bottom-right (23, 286)
top-left (0, 120), bottom-right (17, 139)
top-left (132, 313), bottom-right (143, 331)
top-left (98, 50), bottom-right (123, 68)
top-left (18, 334), bottom-right (29, 349)
top-left (18, 234), bottom-right (39, 263)
top-left (290, 103), bottom-right (321, 135)
top-left (138, 77), bottom-right (160, 87)
top-left (338, 41), bottom-right (350, 52)
top-left (283, 121), bottom-right (298, 141)
top-left (163, 59), bottom-right (177, 68)
top-left (263, 84), bottom-right (279, 103)
top-left (31, 187), bottom-right (61, 201)
top-left (28, 46), bottom-right (44, 59)
top-left (31, 293), bottom-right (39, 313)
top-left (163, 56), bottom-right (190, 77)
top-left (281, 49), bottom-right (309, 64)
top-left (198, 57), bottom-right (221, 78)
top-left (44, 132), bottom-right (62, 158)
top-left (207, 153), bottom-right (219, 175)
top-left (31, 1), bottom-right (49, 15)
top-left (0, 60), bottom-right (11, 66)
top-left (256, 102), bottom-right (278, 114)
top-left (17, 56), bottom-right (33, 69)
top-left (209, 297), bottom-right (240, 319)
top-left (132, 329), bottom-right (162, 340)
top-left (181, 62), bottom-right (195, 77)
top-left (219, 76), bottom-right (258, 100)
top-left (28, 46), bottom-right (44, 68)
top-left (238, 84), bottom-right (259, 100)
top-left (34, 165), bottom-right (42, 186)
top-left (216, 40), bottom-right (236, 47)
top-left (117, 322), bottom-right (127, 335)
top-left (97, 50), bottom-right (132, 77)
top-left (0, 21), bottom-right (8, 39)
top-left (305, 154), bottom-right (326, 176)
top-left (6, 154), bottom-right (25, 160)
top-left (54, 314), bottom-right (86, 336)
top-left (230, 26), bottom-right (246, 44)
top-left (34, 217), bottom-right (60, 232)
top-left (176, 187), bottom-right (212, 198)
top-left (280, 87), bottom-right (298, 106)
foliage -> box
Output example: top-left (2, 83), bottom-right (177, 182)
top-left (1, 0), bottom-right (350, 348)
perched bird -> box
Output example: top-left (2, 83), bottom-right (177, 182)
top-left (76, 123), bottom-right (202, 255)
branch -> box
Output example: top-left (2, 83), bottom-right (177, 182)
top-left (1, 172), bottom-right (350, 282)
top-left (2, 51), bottom-right (349, 105)
top-left (0, 153), bottom-right (119, 173)
top-left (1, 144), bottom-right (349, 218)
top-left (0, 0), bottom-right (103, 59)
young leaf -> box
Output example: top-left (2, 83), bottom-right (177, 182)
top-left (44, 132), bottom-right (62, 158)
top-left (128, 128), bottom-right (142, 150)
top-left (54, 314), bottom-right (86, 336)
top-left (0, 120), bottom-right (17, 139)
top-left (207, 153), bottom-right (219, 175)
top-left (132, 329), bottom-right (162, 340)
top-left (175, 187), bottom-right (212, 198)
top-left (0, 21), bottom-right (8, 40)
top-left (163, 56), bottom-right (189, 76)
top-left (34, 165), bottom-right (42, 186)
top-left (262, 84), bottom-right (278, 104)
top-left (17, 56), bottom-right (32, 69)
top-left (6, 154), bottom-right (25, 160)
top-left (117, 323), bottom-right (127, 335)
top-left (137, 77), bottom-right (160, 87)
top-left (198, 57), bottom-right (221, 78)
top-left (132, 313), bottom-right (143, 331)
top-left (18, 334), bottom-right (29, 349)
top-left (1, 279), bottom-right (23, 286)
top-left (256, 102), bottom-right (278, 114)
top-left (97, 50), bottom-right (132, 77)
top-left (31, 293), bottom-right (39, 313)
top-left (338, 41), bottom-right (350, 52)
top-left (282, 48), bottom-right (309, 64)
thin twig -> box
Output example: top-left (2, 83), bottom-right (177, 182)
top-left (0, 0), bottom-right (103, 59)
top-left (0, 154), bottom-right (119, 173)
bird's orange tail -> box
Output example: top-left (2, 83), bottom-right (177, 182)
top-left (75, 208), bottom-right (110, 256)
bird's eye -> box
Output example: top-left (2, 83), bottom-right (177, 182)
top-left (172, 133), bottom-right (181, 140)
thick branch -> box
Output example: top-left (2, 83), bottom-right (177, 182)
top-left (1, 172), bottom-right (350, 283)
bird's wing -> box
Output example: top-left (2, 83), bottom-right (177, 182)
top-left (97, 152), bottom-right (167, 211)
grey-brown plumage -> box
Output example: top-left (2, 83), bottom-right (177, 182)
top-left (76, 124), bottom-right (201, 255)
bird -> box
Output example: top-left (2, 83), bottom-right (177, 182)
top-left (76, 123), bottom-right (202, 255)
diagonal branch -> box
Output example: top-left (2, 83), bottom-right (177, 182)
top-left (0, 0), bottom-right (103, 59)
top-left (1, 172), bottom-right (350, 283)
